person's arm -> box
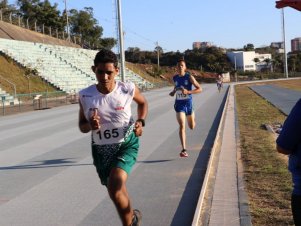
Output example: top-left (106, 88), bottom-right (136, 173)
top-left (133, 85), bottom-right (148, 136)
top-left (276, 99), bottom-right (301, 155)
top-left (182, 75), bottom-right (202, 95)
top-left (276, 144), bottom-right (292, 155)
top-left (78, 101), bottom-right (100, 133)
top-left (169, 76), bottom-right (176, 96)
top-left (78, 101), bottom-right (91, 133)
top-left (169, 86), bottom-right (176, 96)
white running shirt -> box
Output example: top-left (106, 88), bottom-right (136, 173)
top-left (79, 81), bottom-right (135, 145)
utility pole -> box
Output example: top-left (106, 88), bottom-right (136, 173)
top-left (156, 41), bottom-right (160, 71)
top-left (64, 0), bottom-right (70, 41)
top-left (116, 0), bottom-right (125, 82)
top-left (282, 8), bottom-right (288, 78)
top-left (234, 55), bottom-right (237, 82)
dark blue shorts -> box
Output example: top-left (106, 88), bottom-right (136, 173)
top-left (174, 101), bottom-right (193, 115)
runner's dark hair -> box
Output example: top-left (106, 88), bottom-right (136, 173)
top-left (94, 49), bottom-right (118, 67)
top-left (177, 57), bottom-right (185, 63)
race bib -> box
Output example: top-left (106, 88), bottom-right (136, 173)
top-left (92, 122), bottom-right (125, 145)
top-left (176, 90), bottom-right (189, 100)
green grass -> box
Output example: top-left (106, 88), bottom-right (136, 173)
top-left (235, 83), bottom-right (296, 226)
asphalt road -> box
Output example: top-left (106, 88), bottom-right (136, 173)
top-left (0, 84), bottom-right (228, 226)
top-left (250, 84), bottom-right (301, 115)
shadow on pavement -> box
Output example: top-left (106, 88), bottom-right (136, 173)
top-left (0, 158), bottom-right (92, 170)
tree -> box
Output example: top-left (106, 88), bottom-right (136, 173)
top-left (17, 0), bottom-right (63, 31)
top-left (244, 43), bottom-right (254, 51)
top-left (154, 45), bottom-right (163, 54)
top-left (69, 7), bottom-right (115, 49)
top-left (99, 38), bottom-right (117, 50)
top-left (264, 58), bottom-right (271, 72)
top-left (14, 1), bottom-right (116, 48)
top-left (125, 47), bottom-right (142, 63)
top-left (288, 53), bottom-right (301, 73)
top-left (0, 0), bottom-right (9, 9)
top-left (272, 55), bottom-right (283, 73)
top-left (253, 58), bottom-right (259, 63)
top-left (1, 0), bottom-right (18, 22)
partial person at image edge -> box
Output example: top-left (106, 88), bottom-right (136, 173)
top-left (276, 98), bottom-right (301, 226)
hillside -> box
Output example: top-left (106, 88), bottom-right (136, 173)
top-left (0, 20), bottom-right (79, 47)
top-left (0, 54), bottom-right (59, 94)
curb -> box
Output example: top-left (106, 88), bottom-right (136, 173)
top-left (234, 91), bottom-right (252, 226)
top-left (191, 85), bottom-right (231, 226)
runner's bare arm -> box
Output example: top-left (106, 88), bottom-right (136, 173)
top-left (133, 85), bottom-right (148, 136)
top-left (276, 144), bottom-right (292, 155)
top-left (169, 75), bottom-right (177, 96)
top-left (169, 87), bottom-right (176, 96)
top-left (78, 101), bottom-right (92, 133)
top-left (78, 102), bottom-right (100, 133)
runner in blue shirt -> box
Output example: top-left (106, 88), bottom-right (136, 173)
top-left (276, 98), bottom-right (301, 225)
top-left (169, 58), bottom-right (202, 157)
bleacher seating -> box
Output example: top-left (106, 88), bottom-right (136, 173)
top-left (0, 38), bottom-right (153, 95)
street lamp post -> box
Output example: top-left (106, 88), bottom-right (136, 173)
top-left (64, 0), bottom-right (70, 41)
top-left (234, 55), bottom-right (237, 82)
top-left (156, 41), bottom-right (160, 71)
top-left (116, 0), bottom-right (126, 82)
top-left (282, 8), bottom-right (288, 78)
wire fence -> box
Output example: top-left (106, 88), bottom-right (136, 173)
top-left (0, 91), bottom-right (78, 116)
top-left (0, 81), bottom-right (172, 117)
top-left (0, 10), bottom-right (82, 47)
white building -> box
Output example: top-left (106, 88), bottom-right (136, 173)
top-left (226, 51), bottom-right (272, 72)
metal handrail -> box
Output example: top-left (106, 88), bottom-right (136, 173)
top-left (0, 74), bottom-right (16, 97)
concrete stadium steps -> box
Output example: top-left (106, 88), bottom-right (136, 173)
top-left (0, 38), bottom-right (154, 93)
top-left (0, 38), bottom-right (96, 93)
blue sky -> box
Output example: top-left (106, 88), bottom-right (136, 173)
top-left (9, 0), bottom-right (301, 52)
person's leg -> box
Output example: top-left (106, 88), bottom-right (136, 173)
top-left (107, 167), bottom-right (133, 226)
top-left (176, 112), bottom-right (186, 150)
top-left (187, 111), bottom-right (196, 130)
top-left (186, 100), bottom-right (195, 130)
top-left (292, 194), bottom-right (301, 226)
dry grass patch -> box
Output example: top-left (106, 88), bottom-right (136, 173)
top-left (236, 84), bottom-right (293, 226)
top-left (0, 55), bottom-right (60, 94)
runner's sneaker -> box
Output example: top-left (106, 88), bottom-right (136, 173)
top-left (180, 149), bottom-right (188, 157)
top-left (131, 209), bottom-right (142, 226)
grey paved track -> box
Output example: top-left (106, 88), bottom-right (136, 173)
top-left (0, 84), bottom-right (228, 226)
top-left (250, 84), bottom-right (301, 115)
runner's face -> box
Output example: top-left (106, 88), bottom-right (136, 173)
top-left (93, 62), bottom-right (118, 90)
top-left (177, 61), bottom-right (186, 75)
